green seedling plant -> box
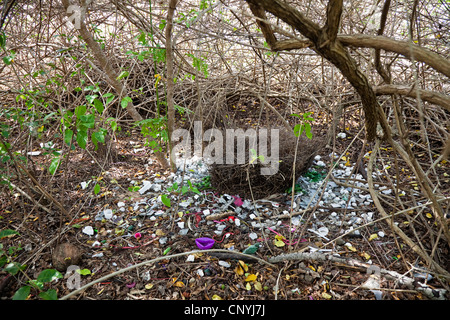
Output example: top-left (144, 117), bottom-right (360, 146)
top-left (291, 111), bottom-right (314, 139)
top-left (250, 148), bottom-right (265, 164)
top-left (195, 175), bottom-right (212, 191)
top-left (167, 180), bottom-right (201, 195)
top-left (162, 180), bottom-right (202, 208)
top-left (0, 229), bottom-right (62, 300)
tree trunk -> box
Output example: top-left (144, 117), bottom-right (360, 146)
top-left (245, 0), bottom-right (389, 141)
top-left (165, 0), bottom-right (178, 172)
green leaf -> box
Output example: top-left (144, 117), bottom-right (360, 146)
top-left (305, 123), bottom-right (313, 139)
top-left (64, 128), bottom-right (73, 145)
top-left (78, 114), bottom-right (95, 129)
top-left (4, 262), bottom-right (25, 275)
top-left (2, 53), bottom-right (15, 65)
top-left (116, 71), bottom-right (129, 80)
top-left (91, 130), bottom-right (105, 149)
top-left (76, 129), bottom-right (88, 149)
top-left (108, 119), bottom-right (117, 132)
top-left (0, 229), bottom-right (19, 239)
top-left (85, 94), bottom-right (98, 104)
top-left (94, 183), bottom-right (101, 195)
top-left (39, 289), bottom-right (58, 300)
top-left (37, 269), bottom-right (63, 283)
top-left (76, 268), bottom-right (91, 276)
top-left (103, 93), bottom-right (115, 105)
top-left (75, 105), bottom-right (87, 117)
top-left (121, 96), bottom-right (132, 109)
top-left (161, 194), bottom-right (171, 207)
top-left (0, 33), bottom-right (5, 48)
top-left (93, 98), bottom-right (104, 114)
top-left (12, 286), bottom-right (30, 300)
top-left (293, 124), bottom-right (302, 137)
top-left (49, 156), bottom-right (60, 175)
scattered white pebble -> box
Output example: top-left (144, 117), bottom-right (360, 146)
top-left (378, 231), bottom-right (385, 238)
top-left (337, 132), bottom-right (347, 139)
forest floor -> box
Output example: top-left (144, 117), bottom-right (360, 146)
top-left (0, 98), bottom-right (449, 301)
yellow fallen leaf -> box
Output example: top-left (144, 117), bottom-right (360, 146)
top-left (369, 234), bottom-right (378, 241)
top-left (345, 243), bottom-right (357, 252)
top-left (362, 252), bottom-right (371, 260)
top-left (145, 283), bottom-right (154, 290)
top-left (274, 239), bottom-right (285, 247)
top-left (234, 260), bottom-right (248, 276)
top-left (245, 274), bottom-right (257, 282)
top-left (322, 292), bottom-right (332, 299)
top-left (235, 266), bottom-right (244, 276)
top-left (246, 282), bottom-right (252, 290)
top-left (426, 213), bottom-right (433, 219)
top-left (254, 281), bottom-right (263, 291)
top-left (274, 234), bottom-right (285, 247)
top-left (212, 294), bottom-right (223, 300)
top-left (174, 281), bottom-right (185, 288)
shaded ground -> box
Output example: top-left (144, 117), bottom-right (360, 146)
top-left (0, 97), bottom-right (448, 301)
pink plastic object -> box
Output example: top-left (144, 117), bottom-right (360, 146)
top-left (195, 237), bottom-right (215, 250)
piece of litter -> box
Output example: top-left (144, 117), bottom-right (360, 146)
top-left (103, 209), bottom-right (113, 219)
top-left (186, 254), bottom-right (195, 262)
top-left (249, 232), bottom-right (258, 240)
top-left (139, 181), bottom-right (152, 194)
top-left (195, 237), bottom-right (215, 250)
top-left (82, 226), bottom-right (94, 236)
top-left (218, 260), bottom-right (230, 268)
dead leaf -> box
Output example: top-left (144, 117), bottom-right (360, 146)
top-left (245, 274), bottom-right (257, 282)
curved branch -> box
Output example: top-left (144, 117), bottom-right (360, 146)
top-left (373, 85), bottom-right (450, 111)
top-left (338, 35), bottom-right (450, 78)
top-left (270, 34), bottom-right (450, 79)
